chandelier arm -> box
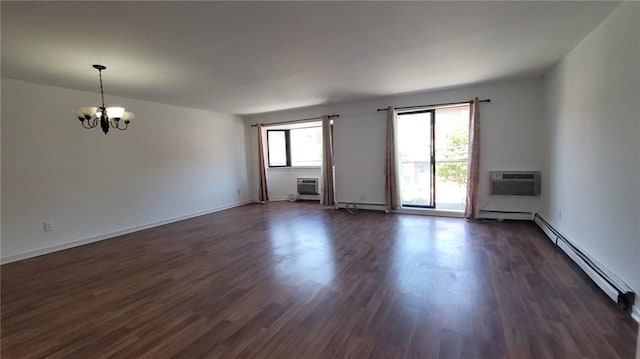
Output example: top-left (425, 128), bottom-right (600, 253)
top-left (110, 120), bottom-right (125, 130)
top-left (106, 118), bottom-right (128, 130)
top-left (81, 118), bottom-right (97, 129)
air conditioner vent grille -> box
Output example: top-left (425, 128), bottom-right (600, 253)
top-left (490, 171), bottom-right (540, 196)
top-left (502, 173), bottom-right (535, 180)
top-left (297, 177), bottom-right (319, 195)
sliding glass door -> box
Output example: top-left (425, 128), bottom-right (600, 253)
top-left (397, 105), bottom-right (470, 210)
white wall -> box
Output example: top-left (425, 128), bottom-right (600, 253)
top-left (542, 2), bottom-right (640, 296)
top-left (267, 168), bottom-right (321, 201)
top-left (1, 79), bottom-right (251, 261)
top-left (247, 78), bottom-right (545, 213)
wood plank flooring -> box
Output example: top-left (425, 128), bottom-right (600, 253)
top-left (1, 202), bottom-right (637, 358)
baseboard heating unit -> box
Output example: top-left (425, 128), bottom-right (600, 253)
top-left (479, 210), bottom-right (533, 220)
top-left (533, 214), bottom-right (635, 312)
top-left (336, 202), bottom-right (386, 212)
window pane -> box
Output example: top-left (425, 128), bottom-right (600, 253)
top-left (434, 105), bottom-right (469, 211)
top-left (397, 112), bottom-right (432, 207)
top-left (267, 131), bottom-right (287, 166)
top-left (290, 127), bottom-right (322, 167)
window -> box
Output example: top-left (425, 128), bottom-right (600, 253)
top-left (267, 125), bottom-right (322, 167)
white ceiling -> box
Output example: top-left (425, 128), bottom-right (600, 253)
top-left (1, 1), bottom-right (617, 115)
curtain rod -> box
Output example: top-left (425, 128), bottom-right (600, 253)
top-left (251, 114), bottom-right (340, 127)
top-left (376, 99), bottom-right (490, 112)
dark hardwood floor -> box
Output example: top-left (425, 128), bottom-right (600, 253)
top-left (1, 202), bottom-right (637, 358)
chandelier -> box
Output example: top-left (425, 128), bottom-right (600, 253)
top-left (73, 64), bottom-right (134, 134)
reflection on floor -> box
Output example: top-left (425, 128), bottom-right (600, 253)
top-left (1, 202), bottom-right (637, 358)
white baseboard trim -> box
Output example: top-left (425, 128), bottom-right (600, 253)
top-left (336, 202), bottom-right (386, 211)
top-left (1, 200), bottom-right (253, 265)
top-left (479, 210), bottom-right (534, 221)
top-left (396, 208), bottom-right (464, 218)
top-left (533, 214), bottom-right (637, 318)
top-left (632, 305), bottom-right (640, 323)
top-left (557, 237), bottom-right (619, 303)
top-left (297, 194), bottom-right (320, 201)
top-left (267, 196), bottom-right (320, 202)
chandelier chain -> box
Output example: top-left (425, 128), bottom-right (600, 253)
top-left (98, 69), bottom-right (106, 109)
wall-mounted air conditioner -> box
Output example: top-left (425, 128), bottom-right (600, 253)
top-left (490, 171), bottom-right (540, 196)
top-left (297, 178), bottom-right (319, 195)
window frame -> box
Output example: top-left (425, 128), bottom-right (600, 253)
top-left (266, 126), bottom-right (322, 168)
top-left (266, 129), bottom-right (292, 167)
top-left (397, 109), bottom-right (437, 209)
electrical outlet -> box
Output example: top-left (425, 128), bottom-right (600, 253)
top-left (44, 221), bottom-right (54, 232)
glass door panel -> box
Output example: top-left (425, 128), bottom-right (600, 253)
top-left (397, 111), bottom-right (434, 208)
top-left (434, 106), bottom-right (469, 211)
